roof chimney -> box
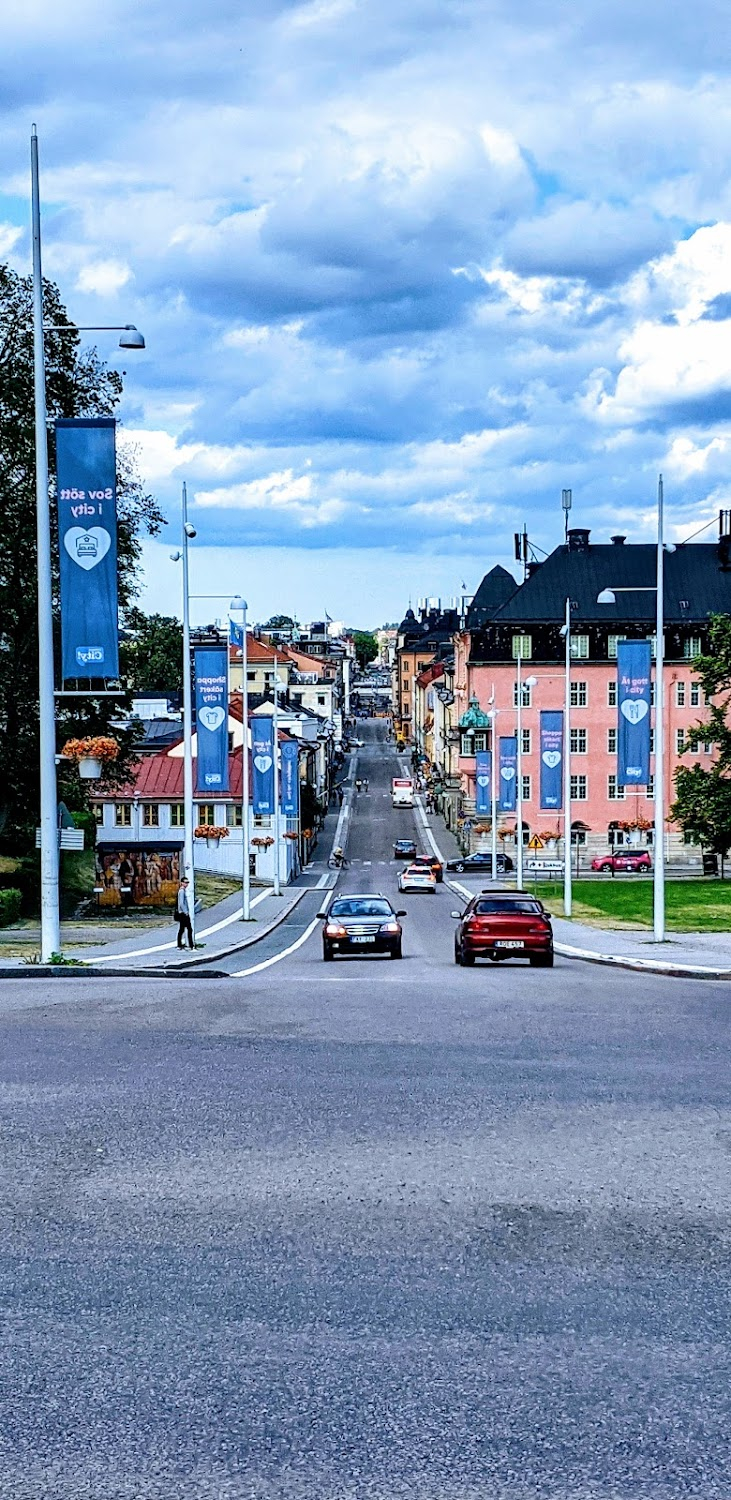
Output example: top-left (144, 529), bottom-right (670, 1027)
top-left (567, 527), bottom-right (590, 553)
top-left (611, 534), bottom-right (626, 545)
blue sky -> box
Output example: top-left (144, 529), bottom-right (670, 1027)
top-left (3, 0), bottom-right (731, 625)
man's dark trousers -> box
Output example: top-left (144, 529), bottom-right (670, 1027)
top-left (177, 914), bottom-right (194, 949)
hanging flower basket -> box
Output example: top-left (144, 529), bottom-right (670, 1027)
top-left (498, 827), bottom-right (515, 842)
top-left (194, 825), bottom-right (229, 841)
top-left (301, 828), bottom-right (314, 840)
top-left (251, 835), bottom-right (274, 849)
top-left (283, 831), bottom-right (299, 841)
top-left (62, 736), bottom-right (119, 780)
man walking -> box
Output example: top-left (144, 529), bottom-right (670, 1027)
top-left (175, 876), bottom-right (194, 949)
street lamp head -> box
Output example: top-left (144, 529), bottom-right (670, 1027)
top-left (184, 522), bottom-right (197, 539)
top-left (230, 596), bottom-right (247, 611)
top-left (525, 675), bottom-right (538, 689)
top-left (597, 588), bottom-right (616, 605)
top-left (665, 542), bottom-right (676, 554)
top-left (119, 325), bottom-right (145, 350)
top-left (169, 550), bottom-right (182, 562)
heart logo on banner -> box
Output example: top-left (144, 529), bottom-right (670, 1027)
top-left (476, 774), bottom-right (489, 787)
top-left (199, 705), bottom-right (225, 733)
top-left (620, 698), bottom-right (649, 725)
top-left (254, 754), bottom-right (273, 773)
top-left (501, 766), bottom-right (516, 781)
top-left (63, 527), bottom-right (111, 571)
top-left (542, 750), bottom-right (561, 769)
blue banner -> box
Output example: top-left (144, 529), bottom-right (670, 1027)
top-left (540, 710), bottom-right (564, 810)
top-left (617, 640), bottom-right (651, 786)
top-left (229, 618), bottom-right (244, 651)
top-left (56, 418), bottom-right (119, 679)
top-left (475, 750), bottom-right (491, 816)
top-left (251, 714), bottom-right (275, 814)
top-left (194, 647), bottom-right (229, 793)
top-left (280, 740), bottom-right (299, 817)
top-left (499, 736), bottom-right (517, 812)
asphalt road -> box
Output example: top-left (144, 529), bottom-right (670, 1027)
top-left (1, 723), bottom-right (731, 1497)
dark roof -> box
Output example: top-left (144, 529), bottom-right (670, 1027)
top-left (466, 565), bottom-right (518, 629)
top-left (492, 541), bottom-right (731, 625)
top-left (134, 718), bottom-right (183, 755)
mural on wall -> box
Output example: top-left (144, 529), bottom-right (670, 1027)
top-left (95, 847), bottom-right (181, 907)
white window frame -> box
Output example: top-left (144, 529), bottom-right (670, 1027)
top-left (607, 728), bottom-right (617, 755)
top-left (675, 681), bottom-right (686, 707)
top-left (608, 681), bottom-right (617, 708)
top-left (607, 635), bottom-right (621, 660)
top-left (570, 727), bottom-right (587, 754)
top-left (570, 774), bottom-right (588, 801)
top-left (142, 804), bottom-right (159, 828)
top-left (690, 682), bottom-right (700, 707)
top-left (607, 775), bottom-right (625, 801)
top-left (521, 728), bottom-right (531, 755)
top-left (570, 681), bottom-right (587, 708)
top-left (521, 774), bottom-right (531, 801)
top-left (513, 682), bottom-right (532, 708)
top-left (684, 636), bottom-right (702, 659)
top-left (512, 633), bottom-right (532, 661)
top-left (570, 634), bottom-right (589, 660)
top-left (114, 803), bottom-right (132, 828)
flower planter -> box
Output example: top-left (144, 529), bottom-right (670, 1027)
top-left (628, 828), bottom-right (641, 846)
top-left (78, 756), bottom-right (102, 779)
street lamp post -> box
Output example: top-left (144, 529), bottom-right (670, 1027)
top-left (515, 655), bottom-right (537, 889)
top-left (230, 597), bottom-right (252, 920)
top-left (170, 483), bottom-right (196, 938)
top-left (562, 597), bottom-right (573, 918)
top-left (597, 475), bottom-right (668, 941)
top-left (272, 654), bottom-right (282, 898)
top-left (488, 694), bottom-right (498, 880)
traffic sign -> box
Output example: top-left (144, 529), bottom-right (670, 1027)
top-left (527, 835), bottom-right (544, 850)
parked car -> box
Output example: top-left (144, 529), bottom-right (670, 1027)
top-left (446, 850), bottom-right (514, 875)
top-left (591, 850), bottom-right (652, 873)
top-left (393, 839), bottom-right (418, 860)
top-left (398, 863), bottom-right (437, 894)
top-left (319, 894), bottom-right (406, 960)
top-left (411, 852), bottom-right (444, 882)
top-left (452, 891), bottom-right (554, 967)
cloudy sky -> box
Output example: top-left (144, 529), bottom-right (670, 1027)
top-left (3, 0), bottom-right (731, 625)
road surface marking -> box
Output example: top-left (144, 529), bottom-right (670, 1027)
top-left (232, 917), bottom-right (320, 976)
top-left (86, 888), bottom-right (271, 964)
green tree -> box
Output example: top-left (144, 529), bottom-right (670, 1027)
top-left (120, 608), bottom-right (182, 695)
top-left (351, 630), bottom-right (378, 669)
top-left (0, 264), bottom-right (164, 845)
top-left (265, 614), bottom-right (295, 631)
top-left (670, 614), bottom-right (731, 871)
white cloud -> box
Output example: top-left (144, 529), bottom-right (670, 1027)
top-left (75, 258), bottom-right (131, 297)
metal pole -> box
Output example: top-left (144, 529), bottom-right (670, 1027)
top-left (31, 126), bottom-right (60, 962)
top-left (516, 654), bottom-right (523, 889)
top-left (654, 475), bottom-right (666, 941)
top-left (272, 652), bottom-right (281, 897)
top-left (563, 596), bottom-right (572, 917)
top-left (240, 603), bottom-right (251, 919)
top-left (181, 482), bottom-right (195, 939)
top-left (490, 693), bottom-right (498, 881)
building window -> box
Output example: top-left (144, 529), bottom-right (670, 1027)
top-left (608, 634), bottom-right (621, 660)
top-left (675, 681), bottom-right (686, 707)
top-left (676, 728), bottom-right (685, 754)
top-left (317, 694), bottom-right (326, 706)
top-left (253, 814), bottom-right (272, 829)
top-left (247, 671), bottom-right (256, 682)
top-left (570, 774), bottom-right (587, 801)
top-left (607, 728), bottom-right (617, 755)
top-left (650, 683), bottom-right (655, 707)
top-left (521, 728), bottom-right (531, 755)
top-left (570, 634), bottom-right (589, 659)
top-left (512, 634), bottom-right (532, 660)
top-left (142, 804), bottom-right (159, 827)
top-left (91, 802), bottom-right (104, 825)
top-left (704, 741), bottom-right (713, 755)
top-left (647, 773), bottom-right (654, 797)
top-left (570, 681), bottom-right (587, 708)
top-left (170, 803), bottom-right (184, 827)
top-left (570, 728), bottom-right (587, 754)
top-left (608, 776), bottom-right (625, 801)
top-left (227, 805), bottom-right (243, 827)
top-left (197, 803), bottom-right (216, 825)
top-left (684, 635), bottom-right (702, 659)
top-left (417, 662), bottom-right (431, 673)
top-left (513, 682), bottom-right (532, 708)
top-left (690, 682), bottom-right (700, 707)
top-left (114, 803), bottom-right (132, 827)
top-left (608, 681), bottom-right (617, 708)
top-left (460, 733), bottom-right (472, 757)
top-left (570, 829), bottom-right (587, 846)
top-left (473, 731), bottom-right (488, 753)
top-left (521, 775), bottom-right (531, 801)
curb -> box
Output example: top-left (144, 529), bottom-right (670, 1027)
top-left (554, 941), bottom-right (731, 980)
top-left (0, 889), bottom-right (312, 980)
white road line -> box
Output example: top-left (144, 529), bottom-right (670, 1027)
top-left (232, 917), bottom-right (320, 976)
top-left (86, 888), bottom-right (271, 964)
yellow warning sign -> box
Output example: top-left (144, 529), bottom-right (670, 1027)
top-left (527, 835), bottom-right (544, 850)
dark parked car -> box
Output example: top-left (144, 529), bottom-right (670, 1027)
top-left (591, 850), bottom-right (652, 873)
top-left (319, 894), bottom-right (406, 960)
top-left (446, 850), bottom-right (514, 875)
top-left (452, 891), bottom-right (554, 967)
top-left (393, 839), bottom-right (417, 860)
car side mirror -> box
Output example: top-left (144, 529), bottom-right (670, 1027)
top-left (395, 910), bottom-right (407, 918)
top-left (317, 911), bottom-right (328, 920)
top-left (450, 911), bottom-right (462, 919)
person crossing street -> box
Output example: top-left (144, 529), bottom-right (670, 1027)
top-left (174, 877), bottom-right (194, 949)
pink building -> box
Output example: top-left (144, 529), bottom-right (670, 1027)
top-left (447, 529), bottom-right (727, 866)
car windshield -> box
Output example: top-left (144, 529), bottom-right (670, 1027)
top-left (330, 898), bottom-right (393, 917)
top-left (472, 899), bottom-right (543, 915)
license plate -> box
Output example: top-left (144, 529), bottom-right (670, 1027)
top-left (495, 940), bottom-right (524, 948)
top-left (351, 935), bottom-right (375, 944)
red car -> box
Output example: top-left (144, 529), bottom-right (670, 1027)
top-left (591, 850), bottom-right (652, 873)
top-left (452, 891), bottom-right (554, 967)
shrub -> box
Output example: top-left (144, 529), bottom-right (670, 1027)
top-left (0, 888), bottom-right (22, 926)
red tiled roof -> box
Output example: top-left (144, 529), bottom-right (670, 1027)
top-left (96, 733), bottom-right (297, 801)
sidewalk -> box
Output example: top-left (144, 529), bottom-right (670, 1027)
top-left (416, 794), bottom-right (731, 980)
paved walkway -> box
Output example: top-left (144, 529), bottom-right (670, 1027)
top-left (414, 785), bottom-right (731, 978)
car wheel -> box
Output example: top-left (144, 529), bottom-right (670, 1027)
top-left (600, 863), bottom-right (612, 872)
top-left (392, 943), bottom-right (403, 960)
top-left (530, 952), bottom-right (554, 968)
top-left (323, 946), bottom-right (334, 962)
top-left (454, 862), bottom-right (464, 873)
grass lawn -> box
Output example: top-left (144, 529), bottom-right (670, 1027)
top-left (538, 879), bottom-right (731, 932)
top-left (194, 872), bottom-right (241, 908)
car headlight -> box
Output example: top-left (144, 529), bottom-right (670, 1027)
top-left (325, 924), bottom-right (347, 937)
top-left (380, 921), bottom-right (401, 934)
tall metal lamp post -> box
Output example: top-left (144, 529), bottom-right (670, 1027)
top-left (169, 483), bottom-right (197, 938)
top-left (560, 597), bottom-right (573, 917)
top-left (31, 125), bottom-right (145, 962)
top-left (597, 475), bottom-right (670, 942)
top-left (515, 655), bottom-right (538, 889)
top-left (230, 597), bottom-right (252, 920)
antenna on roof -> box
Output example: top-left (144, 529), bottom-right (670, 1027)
top-left (562, 488), bottom-right (572, 544)
top-left (513, 525), bottom-right (529, 580)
